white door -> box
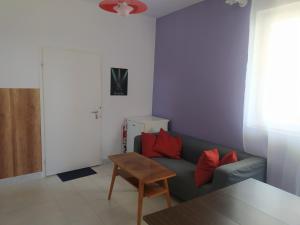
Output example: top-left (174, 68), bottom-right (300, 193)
top-left (43, 48), bottom-right (102, 176)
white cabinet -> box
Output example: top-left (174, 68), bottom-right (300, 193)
top-left (126, 116), bottom-right (169, 152)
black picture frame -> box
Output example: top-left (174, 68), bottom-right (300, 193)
top-left (110, 68), bottom-right (128, 96)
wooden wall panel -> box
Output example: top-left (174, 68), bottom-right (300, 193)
top-left (0, 88), bottom-right (42, 179)
top-left (11, 89), bottom-right (42, 176)
top-left (0, 89), bottom-right (14, 179)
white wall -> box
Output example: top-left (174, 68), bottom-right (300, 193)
top-left (0, 0), bottom-right (156, 159)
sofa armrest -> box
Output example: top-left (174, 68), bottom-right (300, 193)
top-left (212, 157), bottom-right (266, 189)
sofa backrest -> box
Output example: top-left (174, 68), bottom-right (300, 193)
top-left (134, 131), bottom-right (252, 164)
top-left (169, 131), bottom-right (251, 164)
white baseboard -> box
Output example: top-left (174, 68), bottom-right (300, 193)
top-left (0, 161), bottom-right (106, 185)
top-left (0, 172), bottom-right (44, 185)
top-left (99, 158), bottom-right (111, 165)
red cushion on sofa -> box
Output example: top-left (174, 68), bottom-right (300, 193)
top-left (153, 129), bottom-right (182, 159)
top-left (195, 149), bottom-right (219, 187)
top-left (141, 133), bottom-right (162, 158)
top-left (219, 150), bottom-right (238, 166)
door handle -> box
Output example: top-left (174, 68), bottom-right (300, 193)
top-left (91, 110), bottom-right (99, 119)
top-left (91, 107), bottom-right (102, 119)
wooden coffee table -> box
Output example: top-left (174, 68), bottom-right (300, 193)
top-left (108, 152), bottom-right (176, 225)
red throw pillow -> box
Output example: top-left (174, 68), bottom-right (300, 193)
top-left (219, 150), bottom-right (238, 166)
top-left (141, 133), bottom-right (162, 158)
top-left (195, 149), bottom-right (219, 187)
top-left (153, 129), bottom-right (182, 159)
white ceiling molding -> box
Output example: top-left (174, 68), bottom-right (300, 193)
top-left (225, 0), bottom-right (248, 7)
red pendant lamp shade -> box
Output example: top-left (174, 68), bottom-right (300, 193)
top-left (99, 0), bottom-right (148, 15)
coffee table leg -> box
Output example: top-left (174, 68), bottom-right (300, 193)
top-left (164, 179), bottom-right (172, 208)
top-left (137, 181), bottom-right (144, 225)
top-left (108, 164), bottom-right (118, 200)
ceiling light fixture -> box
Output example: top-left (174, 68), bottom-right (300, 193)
top-left (99, 0), bottom-right (148, 16)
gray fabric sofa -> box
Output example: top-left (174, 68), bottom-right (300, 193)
top-left (134, 131), bottom-right (266, 201)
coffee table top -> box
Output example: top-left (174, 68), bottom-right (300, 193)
top-left (144, 179), bottom-right (300, 225)
top-left (109, 152), bottom-right (176, 184)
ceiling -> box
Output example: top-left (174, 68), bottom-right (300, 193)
top-left (91, 0), bottom-right (206, 18)
top-left (142, 0), bottom-right (205, 18)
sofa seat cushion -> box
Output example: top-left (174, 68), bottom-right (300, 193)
top-left (153, 158), bottom-right (215, 201)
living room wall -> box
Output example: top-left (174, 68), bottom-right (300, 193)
top-left (153, 0), bottom-right (251, 149)
top-left (0, 0), bottom-right (156, 160)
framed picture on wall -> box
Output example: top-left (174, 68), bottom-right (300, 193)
top-left (110, 68), bottom-right (128, 96)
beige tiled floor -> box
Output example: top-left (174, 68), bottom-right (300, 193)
top-left (0, 163), bottom-right (178, 225)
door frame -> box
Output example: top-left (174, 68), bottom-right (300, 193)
top-left (40, 47), bottom-right (104, 177)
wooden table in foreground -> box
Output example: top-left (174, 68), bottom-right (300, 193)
top-left (144, 179), bottom-right (300, 225)
top-left (108, 152), bottom-right (176, 225)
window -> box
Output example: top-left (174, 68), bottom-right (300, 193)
top-left (246, 2), bottom-right (300, 132)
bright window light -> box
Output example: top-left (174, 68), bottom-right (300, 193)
top-left (262, 19), bottom-right (300, 130)
top-left (247, 2), bottom-right (300, 132)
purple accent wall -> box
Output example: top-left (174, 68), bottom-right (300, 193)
top-left (152, 0), bottom-right (251, 149)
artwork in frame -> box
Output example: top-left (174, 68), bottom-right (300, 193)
top-left (111, 68), bottom-right (128, 96)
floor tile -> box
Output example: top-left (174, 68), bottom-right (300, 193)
top-left (0, 162), bottom-right (176, 225)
